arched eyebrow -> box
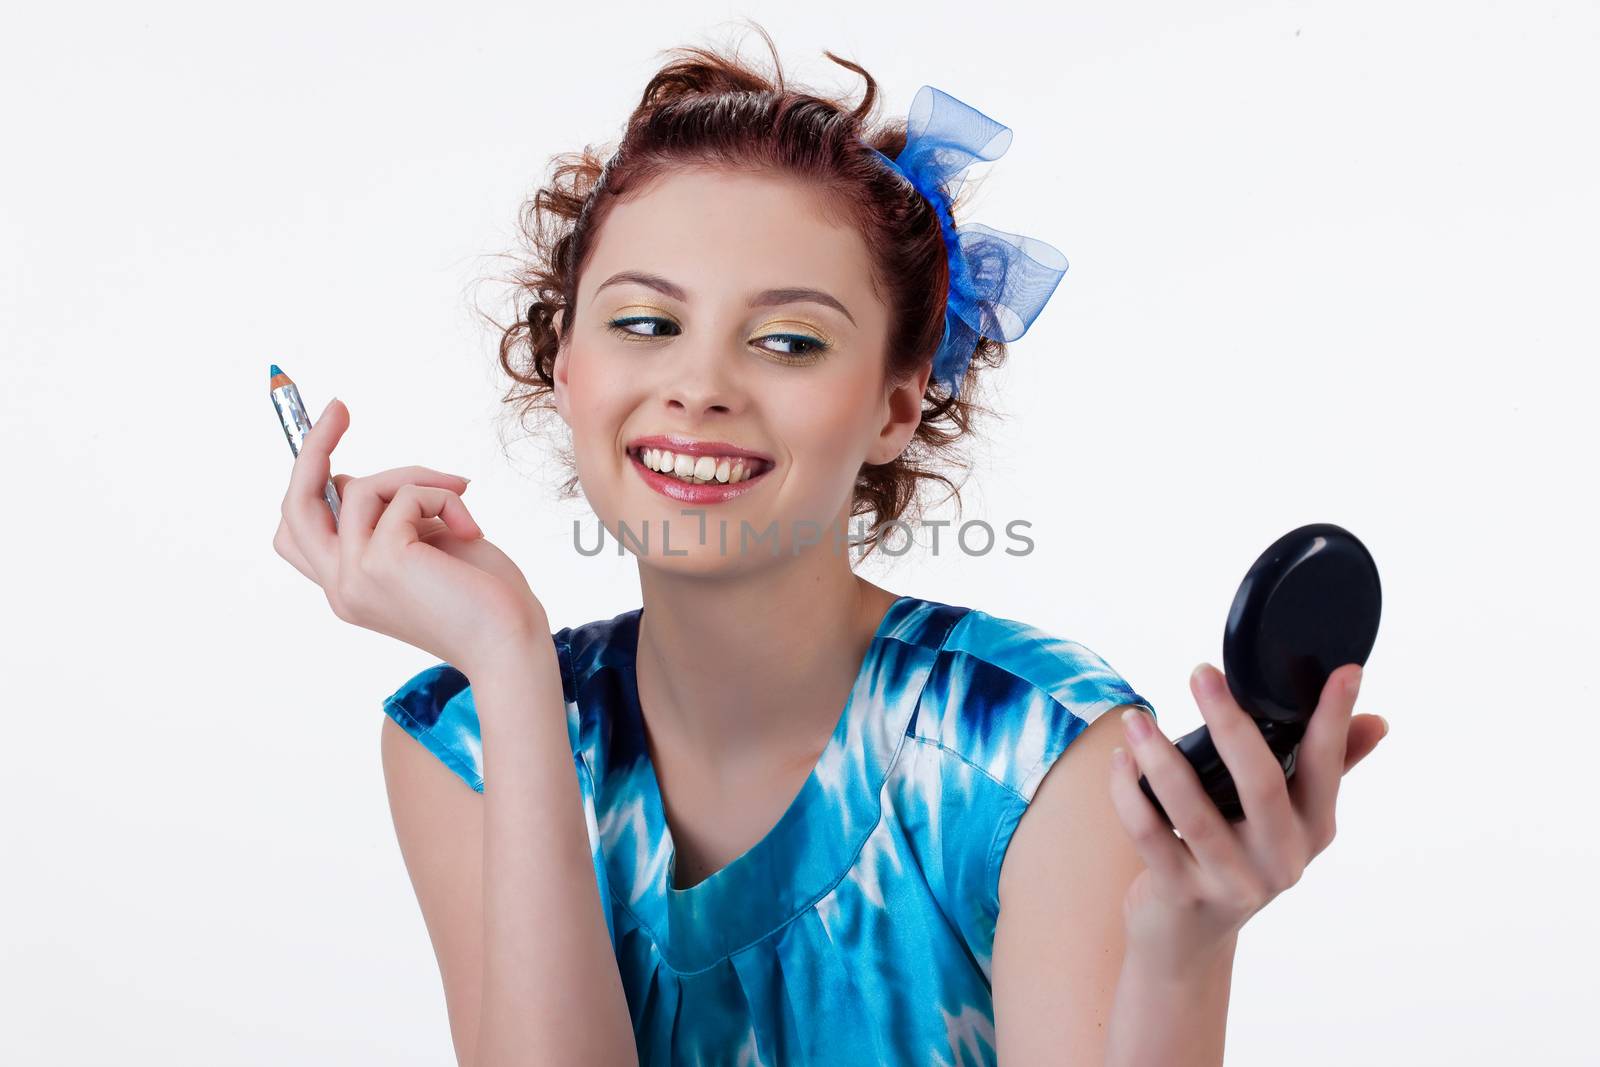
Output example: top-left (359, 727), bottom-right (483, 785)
top-left (592, 270), bottom-right (856, 327)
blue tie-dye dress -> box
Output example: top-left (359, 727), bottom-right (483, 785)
top-left (382, 593), bottom-right (1157, 1066)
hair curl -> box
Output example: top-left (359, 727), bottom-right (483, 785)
top-left (486, 21), bottom-right (1009, 558)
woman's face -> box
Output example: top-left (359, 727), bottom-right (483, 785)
top-left (553, 166), bottom-right (929, 572)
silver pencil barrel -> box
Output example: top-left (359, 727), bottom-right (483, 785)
top-left (271, 379), bottom-right (342, 528)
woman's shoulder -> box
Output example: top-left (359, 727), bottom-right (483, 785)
top-left (939, 604), bottom-right (1150, 717)
top-left (379, 606), bottom-right (644, 793)
top-left (551, 604), bottom-right (643, 693)
top-left (911, 600), bottom-right (1156, 802)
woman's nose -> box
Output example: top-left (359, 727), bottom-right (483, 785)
top-left (660, 342), bottom-right (743, 416)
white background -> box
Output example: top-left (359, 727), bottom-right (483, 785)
top-left (3, 1), bottom-right (1595, 1063)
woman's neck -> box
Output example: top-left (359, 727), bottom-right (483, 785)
top-left (633, 560), bottom-right (900, 787)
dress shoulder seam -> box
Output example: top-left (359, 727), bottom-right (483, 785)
top-left (905, 734), bottom-right (1028, 804)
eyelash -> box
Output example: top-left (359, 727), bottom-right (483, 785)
top-left (605, 316), bottom-right (831, 362)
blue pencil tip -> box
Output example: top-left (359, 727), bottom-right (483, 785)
top-left (270, 364), bottom-right (283, 378)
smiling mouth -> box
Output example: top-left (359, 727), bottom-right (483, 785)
top-left (626, 445), bottom-right (774, 486)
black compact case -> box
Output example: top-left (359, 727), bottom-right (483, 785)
top-left (1138, 522), bottom-right (1382, 825)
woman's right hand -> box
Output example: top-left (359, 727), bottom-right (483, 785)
top-left (272, 397), bottom-right (545, 677)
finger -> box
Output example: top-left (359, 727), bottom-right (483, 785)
top-left (370, 484), bottom-right (482, 557)
top-left (338, 471), bottom-right (471, 496)
top-left (1290, 663), bottom-right (1363, 830)
top-left (1342, 714), bottom-right (1388, 774)
top-left (1108, 743), bottom-right (1201, 892)
top-left (281, 397), bottom-right (350, 585)
top-left (1191, 663), bottom-right (1297, 855)
top-left (1120, 705), bottom-right (1250, 874)
top-left (336, 467), bottom-right (475, 579)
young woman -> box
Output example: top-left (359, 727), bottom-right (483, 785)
top-left (273, 30), bottom-right (1387, 1067)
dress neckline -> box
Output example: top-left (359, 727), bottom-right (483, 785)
top-left (597, 592), bottom-right (956, 972)
top-left (628, 593), bottom-right (906, 889)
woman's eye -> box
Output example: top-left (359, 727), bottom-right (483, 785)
top-left (756, 333), bottom-right (830, 359)
top-left (607, 316), bottom-right (680, 340)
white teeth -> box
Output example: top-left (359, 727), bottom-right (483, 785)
top-left (634, 446), bottom-right (764, 485)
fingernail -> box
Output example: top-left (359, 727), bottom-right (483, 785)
top-left (1111, 747), bottom-right (1129, 769)
top-left (1121, 706), bottom-right (1152, 741)
top-left (318, 397), bottom-right (337, 420)
top-left (1378, 714), bottom-right (1389, 738)
top-left (1347, 665), bottom-right (1364, 698)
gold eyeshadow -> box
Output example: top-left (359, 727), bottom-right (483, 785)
top-left (610, 302), bottom-right (678, 321)
top-left (763, 319), bottom-right (836, 348)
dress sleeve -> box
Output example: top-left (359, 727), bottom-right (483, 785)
top-left (981, 651), bottom-right (1156, 925)
top-left (379, 636), bottom-right (589, 794)
top-left (382, 661), bottom-right (484, 792)
top-left (918, 609), bottom-right (1158, 978)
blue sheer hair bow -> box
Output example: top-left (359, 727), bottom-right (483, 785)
top-left (867, 86), bottom-right (1069, 396)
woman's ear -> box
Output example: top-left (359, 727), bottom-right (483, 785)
top-left (551, 308), bottom-right (570, 428)
top-left (869, 359), bottom-right (933, 464)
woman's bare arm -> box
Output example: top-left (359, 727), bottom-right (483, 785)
top-left (992, 707), bottom-right (1233, 1065)
top-left (381, 714), bottom-right (485, 1065)
top-left (469, 626), bottom-right (638, 1065)
top-left (380, 616), bottom-right (637, 1066)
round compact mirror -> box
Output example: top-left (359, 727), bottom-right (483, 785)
top-left (1138, 522), bottom-right (1381, 825)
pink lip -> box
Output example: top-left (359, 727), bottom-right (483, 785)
top-left (625, 433), bottom-right (774, 464)
top-left (626, 449), bottom-right (772, 504)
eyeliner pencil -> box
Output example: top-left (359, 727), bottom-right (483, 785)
top-left (269, 364), bottom-right (342, 526)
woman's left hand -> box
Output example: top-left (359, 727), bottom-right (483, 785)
top-left (1107, 662), bottom-right (1388, 981)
